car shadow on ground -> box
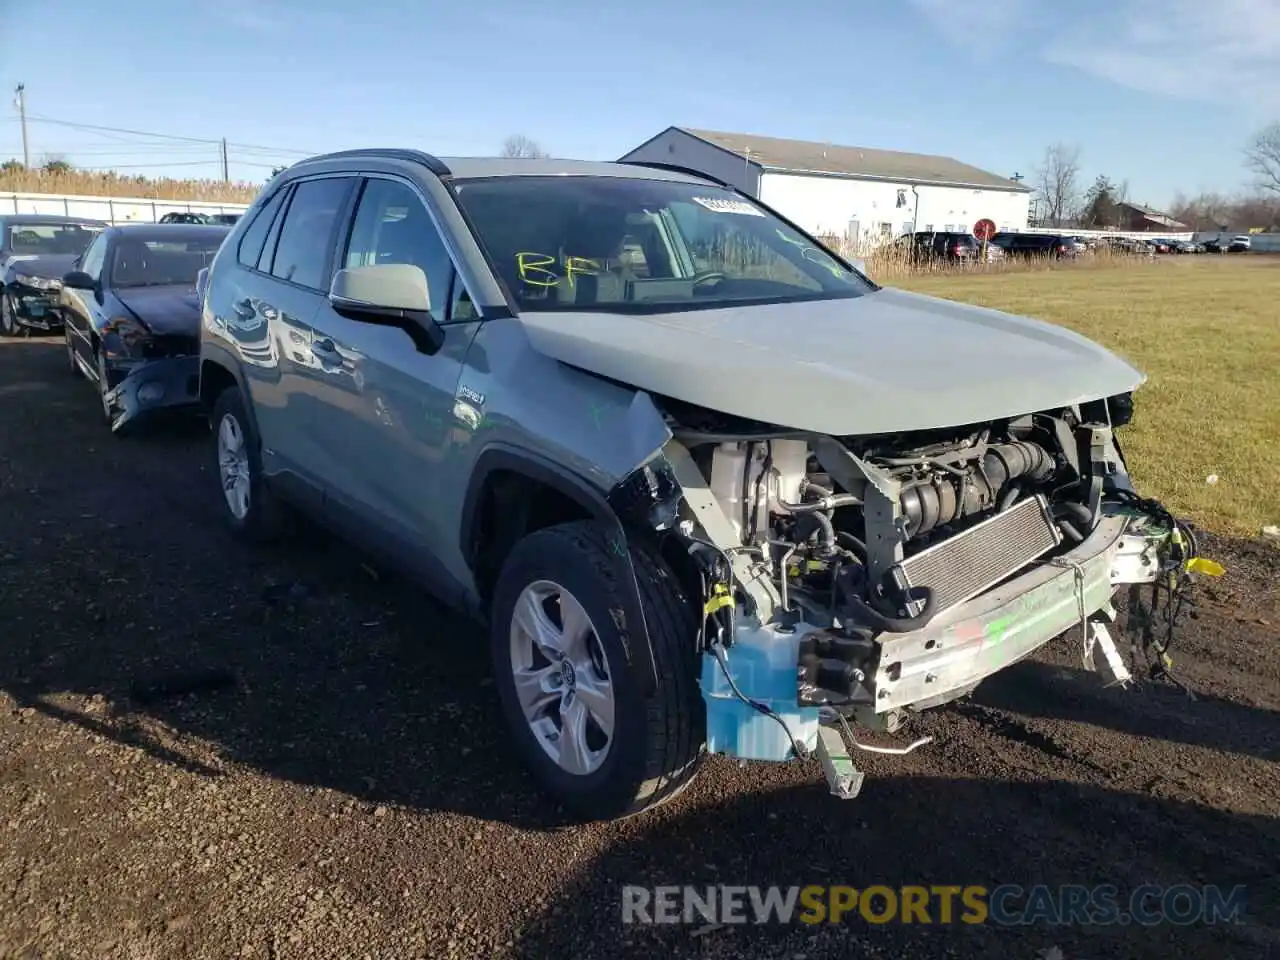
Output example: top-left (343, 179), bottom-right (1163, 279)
top-left (507, 776), bottom-right (1280, 960)
top-left (971, 660), bottom-right (1280, 764)
top-left (2, 336), bottom-right (1279, 844)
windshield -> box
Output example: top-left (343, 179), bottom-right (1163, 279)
top-left (6, 222), bottom-right (103, 256)
top-left (109, 236), bottom-right (226, 288)
top-left (451, 176), bottom-right (871, 312)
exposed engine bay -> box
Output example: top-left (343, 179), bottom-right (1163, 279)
top-left (612, 392), bottom-right (1215, 799)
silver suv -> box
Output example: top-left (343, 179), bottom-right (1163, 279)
top-left (198, 149), bottom-right (1197, 820)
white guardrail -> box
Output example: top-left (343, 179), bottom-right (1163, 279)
top-left (1, 190), bottom-right (254, 225)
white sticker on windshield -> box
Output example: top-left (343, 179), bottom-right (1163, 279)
top-left (691, 196), bottom-right (765, 216)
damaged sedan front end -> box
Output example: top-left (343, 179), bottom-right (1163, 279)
top-left (60, 223), bottom-right (228, 433)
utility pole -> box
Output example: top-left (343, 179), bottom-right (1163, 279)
top-left (220, 137), bottom-right (229, 183)
top-left (15, 83), bottom-right (29, 169)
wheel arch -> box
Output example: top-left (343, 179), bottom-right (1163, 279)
top-left (199, 351), bottom-right (261, 439)
top-left (460, 443), bottom-right (659, 695)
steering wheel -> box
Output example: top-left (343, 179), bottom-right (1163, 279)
top-left (691, 270), bottom-right (727, 288)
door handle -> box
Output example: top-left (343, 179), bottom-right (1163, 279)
top-left (311, 338), bottom-right (341, 363)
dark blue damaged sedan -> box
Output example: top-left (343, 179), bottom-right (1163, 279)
top-left (59, 223), bottom-right (230, 433)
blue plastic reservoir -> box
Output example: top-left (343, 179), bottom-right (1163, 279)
top-left (700, 623), bottom-right (822, 761)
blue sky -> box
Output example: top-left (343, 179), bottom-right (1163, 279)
top-left (2, 0), bottom-right (1277, 208)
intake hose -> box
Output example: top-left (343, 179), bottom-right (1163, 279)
top-left (899, 441), bottom-right (1055, 536)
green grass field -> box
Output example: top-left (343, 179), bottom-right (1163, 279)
top-left (888, 258), bottom-right (1280, 537)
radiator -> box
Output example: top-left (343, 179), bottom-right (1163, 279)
top-left (893, 494), bottom-right (1062, 615)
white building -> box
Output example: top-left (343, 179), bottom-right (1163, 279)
top-left (620, 127), bottom-right (1031, 251)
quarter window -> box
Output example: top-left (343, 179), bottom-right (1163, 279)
top-left (237, 189), bottom-right (286, 268)
top-left (270, 177), bottom-right (354, 290)
top-left (343, 178), bottom-right (456, 319)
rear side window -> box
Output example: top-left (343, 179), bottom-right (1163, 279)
top-left (269, 177), bottom-right (355, 291)
top-left (237, 190), bottom-right (285, 268)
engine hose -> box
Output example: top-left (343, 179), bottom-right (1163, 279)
top-left (845, 586), bottom-right (938, 633)
top-left (836, 531), bottom-right (867, 560)
top-left (900, 440), bottom-right (1055, 535)
top-left (1058, 520), bottom-right (1084, 543)
top-left (1052, 500), bottom-right (1093, 528)
top-left (781, 493), bottom-right (861, 513)
top-left (794, 511), bottom-right (837, 555)
top-left (998, 484), bottom-right (1022, 511)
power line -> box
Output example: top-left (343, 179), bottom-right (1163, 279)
top-left (11, 113), bottom-right (317, 158)
top-left (23, 113), bottom-right (220, 144)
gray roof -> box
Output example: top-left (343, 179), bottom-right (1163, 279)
top-left (439, 156), bottom-right (709, 182)
top-left (673, 127), bottom-right (1030, 192)
top-left (1117, 201), bottom-right (1187, 227)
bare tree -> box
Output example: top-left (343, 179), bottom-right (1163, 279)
top-left (1245, 122), bottom-right (1280, 194)
top-left (1167, 189), bottom-right (1280, 232)
top-left (1033, 143), bottom-right (1083, 227)
top-left (499, 135), bottom-right (550, 159)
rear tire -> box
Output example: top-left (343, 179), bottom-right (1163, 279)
top-left (490, 521), bottom-right (704, 821)
top-left (210, 385), bottom-right (283, 542)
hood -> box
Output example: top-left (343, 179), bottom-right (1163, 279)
top-left (3, 253), bottom-right (78, 280)
top-left (116, 284), bottom-right (202, 337)
top-left (518, 288), bottom-right (1145, 435)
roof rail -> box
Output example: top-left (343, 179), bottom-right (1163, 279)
top-left (620, 160), bottom-right (727, 186)
top-left (293, 148), bottom-right (451, 177)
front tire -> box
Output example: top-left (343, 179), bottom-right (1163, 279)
top-left (65, 325), bottom-right (81, 377)
top-left (0, 292), bottom-right (24, 338)
top-left (210, 386), bottom-right (282, 541)
top-left (490, 521), bottom-right (704, 821)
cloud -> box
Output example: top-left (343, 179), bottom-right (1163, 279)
top-left (909, 0), bottom-right (1280, 105)
top-left (1044, 0), bottom-right (1280, 103)
top-left (212, 0), bottom-right (286, 34)
top-left (905, 0), bottom-right (1030, 56)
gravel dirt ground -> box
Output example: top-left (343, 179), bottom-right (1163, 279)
top-left (1, 336), bottom-right (1277, 960)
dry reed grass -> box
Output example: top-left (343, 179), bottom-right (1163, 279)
top-left (0, 170), bottom-right (260, 204)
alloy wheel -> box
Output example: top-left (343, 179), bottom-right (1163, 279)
top-left (217, 412), bottom-right (251, 521)
top-left (508, 579), bottom-right (615, 776)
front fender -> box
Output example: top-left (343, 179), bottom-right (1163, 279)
top-left (460, 443), bottom-right (659, 696)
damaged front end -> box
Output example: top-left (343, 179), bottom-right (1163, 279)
top-left (610, 392), bottom-right (1214, 799)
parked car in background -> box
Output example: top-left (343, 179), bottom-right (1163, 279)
top-left (889, 231), bottom-right (985, 263)
top-left (59, 223), bottom-right (230, 432)
top-left (989, 233), bottom-right (1081, 259)
top-left (208, 213), bottom-right (242, 226)
top-left (1148, 238), bottom-right (1172, 254)
top-left (159, 212), bottom-right (211, 225)
top-left (0, 214), bottom-right (107, 336)
top-left (1166, 239), bottom-right (1198, 254)
top-left (1202, 237), bottom-right (1227, 253)
top-left (1100, 237), bottom-right (1155, 257)
top-left (1228, 235), bottom-right (1252, 253)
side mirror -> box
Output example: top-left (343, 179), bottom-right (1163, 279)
top-left (62, 270), bottom-right (96, 291)
top-left (328, 264), bottom-right (445, 355)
